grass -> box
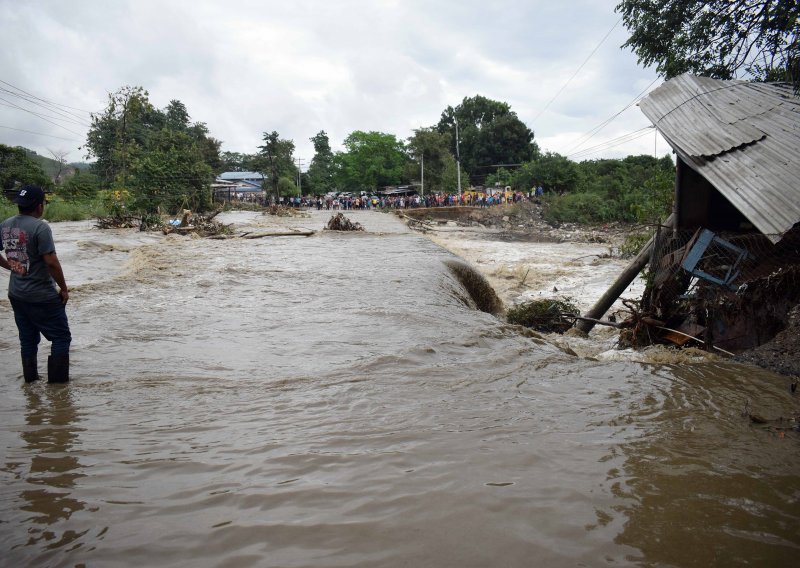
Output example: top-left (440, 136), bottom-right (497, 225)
top-left (1, 197), bottom-right (110, 222)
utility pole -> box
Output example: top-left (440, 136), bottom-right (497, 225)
top-left (296, 157), bottom-right (304, 196)
top-left (420, 152), bottom-right (424, 198)
top-left (454, 117), bottom-right (461, 198)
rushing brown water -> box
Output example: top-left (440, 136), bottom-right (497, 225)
top-left (1, 210), bottom-right (798, 567)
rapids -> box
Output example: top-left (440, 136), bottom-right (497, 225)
top-left (1, 209), bottom-right (798, 567)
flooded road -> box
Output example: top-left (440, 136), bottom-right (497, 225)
top-left (1, 210), bottom-right (798, 567)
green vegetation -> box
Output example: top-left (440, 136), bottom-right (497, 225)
top-left (84, 87), bottom-right (220, 214)
top-left (437, 95), bottom-right (539, 186)
top-left (620, 232), bottom-right (652, 259)
top-left (44, 198), bottom-right (109, 221)
top-left (617, 0), bottom-right (799, 90)
top-left (1, 144), bottom-right (52, 190)
top-left (536, 154), bottom-right (675, 225)
top-left (333, 131), bottom-right (407, 192)
top-left (253, 131), bottom-right (296, 201)
top-left (305, 131), bottom-right (335, 195)
top-left (507, 298), bottom-right (580, 333)
top-left (0, 195), bottom-right (109, 222)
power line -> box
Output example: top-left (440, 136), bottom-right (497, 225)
top-left (0, 124), bottom-right (82, 142)
top-left (0, 99), bottom-right (91, 129)
top-left (0, 96), bottom-right (86, 137)
top-left (0, 79), bottom-right (94, 115)
top-left (0, 87), bottom-right (92, 126)
top-left (568, 126), bottom-right (654, 160)
top-left (559, 76), bottom-right (661, 156)
top-left (532, 17), bottom-right (621, 123)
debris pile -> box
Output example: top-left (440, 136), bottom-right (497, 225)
top-left (95, 215), bottom-right (139, 229)
top-left (160, 209), bottom-right (232, 237)
top-left (506, 298), bottom-right (580, 333)
top-left (265, 205), bottom-right (304, 217)
top-left (326, 213), bottom-right (364, 231)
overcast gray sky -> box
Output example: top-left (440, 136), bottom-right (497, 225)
top-left (0, 0), bottom-right (668, 167)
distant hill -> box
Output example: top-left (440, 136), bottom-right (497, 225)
top-left (19, 147), bottom-right (91, 181)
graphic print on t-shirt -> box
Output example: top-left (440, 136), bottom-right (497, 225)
top-left (1, 226), bottom-right (30, 276)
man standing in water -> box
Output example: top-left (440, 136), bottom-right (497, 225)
top-left (0, 184), bottom-right (71, 383)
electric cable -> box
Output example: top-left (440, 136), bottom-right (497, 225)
top-left (532, 17), bottom-right (621, 123)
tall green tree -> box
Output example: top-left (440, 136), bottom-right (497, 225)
top-left (0, 144), bottom-right (52, 190)
top-left (220, 151), bottom-right (255, 172)
top-left (406, 127), bottom-right (462, 194)
top-left (436, 95), bottom-right (537, 185)
top-left (85, 86), bottom-right (218, 212)
top-left (306, 130), bottom-right (335, 195)
top-left (127, 129), bottom-right (213, 213)
top-left (85, 85), bottom-right (157, 188)
top-left (617, 0), bottom-right (800, 88)
top-left (333, 131), bottom-right (408, 192)
top-left (254, 131), bottom-right (296, 200)
top-left (511, 152), bottom-right (578, 195)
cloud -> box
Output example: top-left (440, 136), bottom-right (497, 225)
top-left (0, 0), bottom-right (667, 166)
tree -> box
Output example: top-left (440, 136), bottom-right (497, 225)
top-left (47, 148), bottom-right (70, 184)
top-left (254, 131), bottom-right (296, 200)
top-left (220, 151), bottom-right (255, 172)
top-left (278, 176), bottom-right (299, 197)
top-left (85, 86), bottom-right (159, 187)
top-left (58, 169), bottom-right (100, 200)
top-left (86, 88), bottom-right (224, 187)
top-left (436, 95), bottom-right (537, 185)
top-left (0, 144), bottom-right (52, 190)
top-left (334, 131), bottom-right (408, 192)
top-left (528, 152), bottom-right (579, 194)
top-left (127, 129), bottom-right (213, 213)
top-left (165, 99), bottom-right (190, 130)
top-left (406, 127), bottom-right (463, 194)
top-left (617, 0), bottom-right (800, 88)
top-left (306, 130), bottom-right (335, 195)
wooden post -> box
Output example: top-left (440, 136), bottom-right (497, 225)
top-left (575, 213), bottom-right (674, 334)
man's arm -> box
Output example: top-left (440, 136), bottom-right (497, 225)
top-left (42, 251), bottom-right (69, 304)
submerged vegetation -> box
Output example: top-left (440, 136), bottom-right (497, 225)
top-left (506, 298), bottom-right (580, 333)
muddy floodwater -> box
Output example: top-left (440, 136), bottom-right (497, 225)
top-left (1, 209), bottom-right (798, 567)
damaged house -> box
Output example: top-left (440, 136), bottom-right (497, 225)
top-left (581, 74), bottom-right (800, 355)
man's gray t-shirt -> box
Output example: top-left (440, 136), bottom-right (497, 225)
top-left (0, 214), bottom-right (59, 302)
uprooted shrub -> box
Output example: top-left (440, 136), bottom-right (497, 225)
top-left (506, 298), bottom-right (580, 333)
top-left (326, 212), bottom-right (364, 231)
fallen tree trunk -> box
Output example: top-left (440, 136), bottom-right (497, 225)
top-left (207, 230), bottom-right (315, 240)
top-left (575, 214), bottom-right (674, 334)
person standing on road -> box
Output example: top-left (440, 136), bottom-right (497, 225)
top-left (0, 184), bottom-right (71, 383)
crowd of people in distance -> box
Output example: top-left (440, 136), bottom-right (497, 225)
top-left (219, 187), bottom-right (545, 211)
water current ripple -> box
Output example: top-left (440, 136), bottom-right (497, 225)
top-left (1, 210), bottom-right (798, 567)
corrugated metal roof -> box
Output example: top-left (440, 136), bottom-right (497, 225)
top-left (639, 74), bottom-right (800, 241)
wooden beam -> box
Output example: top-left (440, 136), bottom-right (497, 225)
top-left (575, 213), bottom-right (674, 334)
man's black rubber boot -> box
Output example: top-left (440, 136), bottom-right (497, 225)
top-left (47, 354), bottom-right (70, 384)
top-left (22, 356), bottom-right (40, 383)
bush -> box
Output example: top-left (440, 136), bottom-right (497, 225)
top-left (57, 171), bottom-right (100, 200)
top-left (543, 193), bottom-right (617, 224)
top-left (506, 298), bottom-right (580, 333)
top-left (619, 232), bottom-right (652, 259)
top-left (44, 198), bottom-right (109, 221)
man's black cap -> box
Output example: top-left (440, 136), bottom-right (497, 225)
top-left (12, 184), bottom-right (46, 207)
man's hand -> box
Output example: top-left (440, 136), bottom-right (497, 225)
top-left (59, 288), bottom-right (69, 304)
